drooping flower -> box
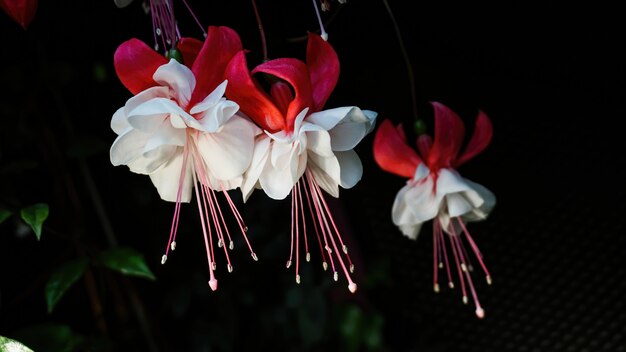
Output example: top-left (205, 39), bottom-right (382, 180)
top-left (225, 33), bottom-right (377, 292)
top-left (110, 26), bottom-right (260, 291)
top-left (0, 0), bottom-right (37, 29)
top-left (373, 102), bottom-right (495, 317)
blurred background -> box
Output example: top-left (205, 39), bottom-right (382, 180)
top-left (1, 0), bottom-right (624, 351)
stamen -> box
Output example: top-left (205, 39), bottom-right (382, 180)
top-left (161, 255), bottom-right (167, 265)
top-left (307, 170), bottom-right (357, 292)
top-left (311, 0), bottom-right (328, 40)
top-left (171, 241), bottom-right (176, 251)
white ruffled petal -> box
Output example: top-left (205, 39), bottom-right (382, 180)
top-left (196, 99), bottom-right (239, 132)
top-left (270, 139), bottom-right (300, 170)
top-left (305, 106), bottom-right (353, 131)
top-left (143, 119), bottom-right (187, 152)
top-left (129, 98), bottom-right (203, 131)
top-left (308, 154), bottom-right (340, 198)
top-left (302, 124), bottom-right (334, 157)
top-left (189, 80), bottom-right (228, 114)
top-left (460, 179), bottom-right (496, 223)
top-left (392, 178), bottom-right (442, 228)
top-left (328, 108), bottom-right (377, 151)
top-left (435, 169), bottom-right (473, 197)
top-left (241, 136), bottom-right (271, 202)
top-left (195, 115), bottom-right (257, 181)
top-left (128, 145), bottom-right (178, 174)
top-left (259, 144), bottom-right (302, 200)
top-left (446, 193), bottom-right (474, 218)
top-left (335, 150), bottom-right (363, 189)
top-left (152, 59), bottom-right (196, 107)
top-left (149, 149), bottom-right (193, 203)
top-left (110, 129), bottom-right (150, 166)
top-left (111, 107), bottom-right (130, 135)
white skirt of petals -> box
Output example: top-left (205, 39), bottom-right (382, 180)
top-left (392, 164), bottom-right (496, 240)
top-left (240, 106), bottom-right (377, 201)
top-left (110, 59), bottom-right (258, 203)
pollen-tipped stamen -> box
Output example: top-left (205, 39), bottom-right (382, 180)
top-left (162, 146), bottom-right (190, 264)
top-left (306, 170), bottom-right (358, 293)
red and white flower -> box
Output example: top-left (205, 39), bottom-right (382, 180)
top-left (110, 26), bottom-right (260, 291)
top-left (225, 33), bottom-right (377, 292)
top-left (373, 102), bottom-right (495, 317)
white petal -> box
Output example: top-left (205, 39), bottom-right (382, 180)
top-left (189, 80), bottom-right (228, 114)
top-left (270, 139), bottom-right (300, 170)
top-left (111, 107), bottom-right (130, 135)
top-left (143, 119), bottom-right (186, 152)
top-left (292, 108), bottom-right (309, 135)
top-left (335, 150), bottom-right (363, 189)
top-left (195, 116), bottom-right (256, 181)
top-left (153, 59), bottom-right (196, 107)
top-left (124, 86), bottom-right (170, 115)
top-left (446, 193), bottom-right (474, 218)
top-left (302, 124), bottom-right (334, 157)
top-left (196, 99), bottom-right (239, 132)
top-left (241, 136), bottom-right (271, 202)
top-left (392, 178), bottom-right (442, 226)
top-left (129, 98), bottom-right (203, 131)
top-left (413, 163), bottom-right (430, 181)
top-left (398, 223), bottom-right (423, 240)
top-left (305, 106), bottom-right (354, 130)
top-left (328, 108), bottom-right (377, 151)
top-left (110, 129), bottom-right (150, 166)
top-left (149, 149), bottom-right (193, 203)
top-left (461, 179), bottom-right (496, 222)
top-left (260, 144), bottom-right (301, 200)
top-left (128, 145), bottom-right (178, 174)
top-left (308, 156), bottom-right (340, 198)
top-left (435, 169), bottom-right (473, 197)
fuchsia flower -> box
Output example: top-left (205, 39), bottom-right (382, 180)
top-left (373, 102), bottom-right (495, 317)
top-left (0, 0), bottom-right (37, 29)
top-left (225, 33), bottom-right (377, 292)
top-left (110, 26), bottom-right (260, 291)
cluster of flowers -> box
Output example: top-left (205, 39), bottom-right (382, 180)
top-left (110, 26), bottom-right (376, 293)
top-left (106, 6), bottom-right (496, 318)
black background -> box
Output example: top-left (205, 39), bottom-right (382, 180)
top-left (1, 0), bottom-right (625, 351)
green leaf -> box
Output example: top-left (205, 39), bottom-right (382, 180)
top-left (0, 335), bottom-right (34, 352)
top-left (99, 247), bottom-right (156, 280)
top-left (45, 259), bottom-right (88, 313)
top-left (0, 209), bottom-right (12, 224)
top-left (11, 324), bottom-right (83, 352)
top-left (20, 203), bottom-right (49, 240)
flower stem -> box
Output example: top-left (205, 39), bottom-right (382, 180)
top-left (381, 0), bottom-right (419, 121)
top-left (251, 0), bottom-right (268, 61)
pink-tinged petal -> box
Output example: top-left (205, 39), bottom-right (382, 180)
top-left (0, 0), bottom-right (37, 29)
top-left (373, 119), bottom-right (421, 179)
top-left (427, 102), bottom-right (466, 169)
top-left (306, 33), bottom-right (339, 111)
top-left (455, 110), bottom-right (493, 167)
top-left (189, 26), bottom-right (243, 107)
top-left (225, 51), bottom-right (285, 132)
top-left (252, 58), bottom-right (313, 133)
top-left (114, 39), bottom-right (168, 95)
top-left (177, 37), bottom-right (203, 67)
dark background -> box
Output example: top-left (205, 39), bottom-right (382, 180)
top-left (1, 0), bottom-right (625, 351)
